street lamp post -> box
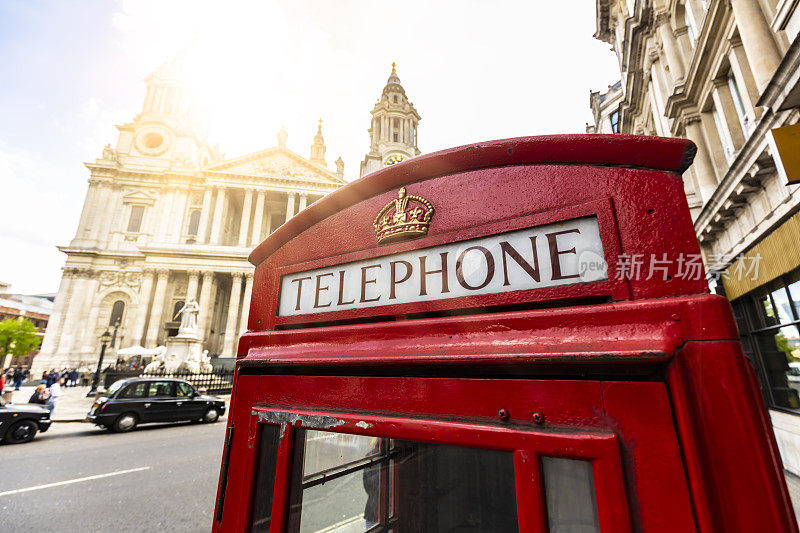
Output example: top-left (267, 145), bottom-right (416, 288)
top-left (87, 319), bottom-right (119, 397)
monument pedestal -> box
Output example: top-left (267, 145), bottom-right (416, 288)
top-left (163, 333), bottom-right (204, 372)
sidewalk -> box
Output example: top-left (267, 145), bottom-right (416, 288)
top-left (7, 385), bottom-right (96, 421)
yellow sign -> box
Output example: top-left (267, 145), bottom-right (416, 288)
top-left (770, 123), bottom-right (800, 184)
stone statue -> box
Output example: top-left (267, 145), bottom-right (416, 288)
top-left (143, 346), bottom-right (168, 373)
top-left (175, 298), bottom-right (200, 335)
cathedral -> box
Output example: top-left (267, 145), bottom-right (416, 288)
top-left (34, 59), bottom-right (421, 373)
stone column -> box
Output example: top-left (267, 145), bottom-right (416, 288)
top-left (186, 270), bottom-right (200, 302)
top-left (86, 183), bottom-right (108, 243)
top-left (298, 193), bottom-right (308, 212)
top-left (238, 189), bottom-right (253, 246)
top-left (80, 293), bottom-right (103, 356)
top-left (57, 273), bottom-right (87, 358)
top-left (129, 268), bottom-right (155, 346)
top-left (97, 185), bottom-right (121, 247)
top-left (683, 113), bottom-right (720, 204)
top-left (222, 273), bottom-right (243, 357)
top-left (75, 181), bottom-right (100, 244)
top-left (210, 187), bottom-right (227, 244)
top-left (285, 192), bottom-right (296, 220)
top-left (66, 273), bottom-right (100, 359)
top-left (711, 78), bottom-right (746, 149)
top-left (39, 270), bottom-right (76, 354)
top-left (144, 269), bottom-right (169, 348)
top-left (647, 81), bottom-right (667, 136)
top-left (238, 273), bottom-right (254, 338)
top-left (155, 188), bottom-right (175, 242)
top-left (656, 13), bottom-right (686, 83)
top-left (197, 188), bottom-right (213, 244)
top-left (250, 190), bottom-right (266, 246)
top-left (197, 271), bottom-right (215, 335)
top-left (729, 0), bottom-right (782, 92)
top-left (266, 213), bottom-right (273, 236)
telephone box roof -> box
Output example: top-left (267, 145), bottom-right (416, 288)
top-left (249, 134), bottom-right (695, 266)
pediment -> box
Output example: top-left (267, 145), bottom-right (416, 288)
top-left (122, 189), bottom-right (157, 205)
top-left (206, 147), bottom-right (344, 185)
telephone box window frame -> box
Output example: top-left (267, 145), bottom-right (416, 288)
top-left (248, 406), bottom-right (632, 533)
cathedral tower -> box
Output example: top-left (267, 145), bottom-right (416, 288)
top-left (360, 63), bottom-right (421, 178)
top-left (111, 50), bottom-right (215, 172)
top-left (310, 119), bottom-right (326, 165)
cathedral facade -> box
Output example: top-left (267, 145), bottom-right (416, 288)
top-left (34, 61), bottom-right (420, 373)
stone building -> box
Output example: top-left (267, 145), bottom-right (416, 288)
top-left (589, 0), bottom-right (800, 474)
top-left (0, 289), bottom-right (52, 368)
top-left (35, 60), bottom-right (422, 374)
top-left (360, 63), bottom-right (421, 177)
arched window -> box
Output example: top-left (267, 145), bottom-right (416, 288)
top-left (109, 300), bottom-right (125, 328)
top-left (173, 301), bottom-right (185, 321)
top-left (187, 210), bottom-right (201, 236)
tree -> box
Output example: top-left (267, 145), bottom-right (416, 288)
top-left (0, 318), bottom-right (42, 369)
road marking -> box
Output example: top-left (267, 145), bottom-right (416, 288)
top-left (0, 466), bottom-right (151, 497)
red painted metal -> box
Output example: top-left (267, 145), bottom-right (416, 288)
top-left (213, 135), bottom-right (797, 533)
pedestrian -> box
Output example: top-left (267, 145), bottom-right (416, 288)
top-left (28, 385), bottom-right (49, 405)
top-left (45, 378), bottom-right (64, 413)
top-left (40, 370), bottom-right (47, 384)
top-left (4, 367), bottom-right (13, 385)
top-left (81, 369), bottom-right (92, 387)
top-left (69, 368), bottom-right (79, 387)
top-left (13, 366), bottom-right (26, 390)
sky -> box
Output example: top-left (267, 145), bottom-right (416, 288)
top-left (0, 0), bottom-right (620, 295)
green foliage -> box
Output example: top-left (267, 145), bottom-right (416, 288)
top-left (0, 318), bottom-right (42, 360)
top-left (776, 331), bottom-right (800, 362)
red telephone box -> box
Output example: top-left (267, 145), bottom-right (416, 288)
top-left (213, 135), bottom-right (797, 532)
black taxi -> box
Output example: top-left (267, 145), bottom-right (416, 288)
top-left (87, 377), bottom-right (226, 432)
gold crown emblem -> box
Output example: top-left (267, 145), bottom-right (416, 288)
top-left (373, 187), bottom-right (434, 244)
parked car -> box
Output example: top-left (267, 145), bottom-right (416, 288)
top-left (86, 378), bottom-right (226, 432)
top-left (0, 400), bottom-right (52, 444)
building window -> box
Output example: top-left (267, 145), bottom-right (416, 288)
top-left (711, 104), bottom-right (734, 162)
top-left (732, 269), bottom-right (800, 413)
top-left (109, 300), bottom-right (125, 327)
top-left (393, 95), bottom-right (398, 103)
top-left (127, 205), bottom-right (145, 233)
top-left (187, 210), bottom-right (201, 236)
top-left (172, 301), bottom-right (184, 321)
top-left (609, 109), bottom-right (620, 133)
top-left (727, 72), bottom-right (751, 136)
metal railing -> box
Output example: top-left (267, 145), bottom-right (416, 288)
top-left (102, 368), bottom-right (235, 395)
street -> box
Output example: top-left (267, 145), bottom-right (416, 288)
top-left (0, 419), bottom-right (226, 532)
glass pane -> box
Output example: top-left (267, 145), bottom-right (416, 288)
top-left (303, 430), bottom-right (381, 476)
top-left (542, 457), bottom-right (600, 533)
top-left (119, 382), bottom-right (146, 398)
top-left (758, 292), bottom-right (779, 328)
top-left (251, 424), bottom-right (281, 533)
top-left (788, 278), bottom-right (800, 318)
top-left (757, 325), bottom-right (800, 411)
top-left (127, 205), bottom-right (144, 232)
top-left (287, 430), bottom-right (518, 533)
top-left (147, 381), bottom-right (173, 397)
top-left (771, 288), bottom-right (793, 324)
